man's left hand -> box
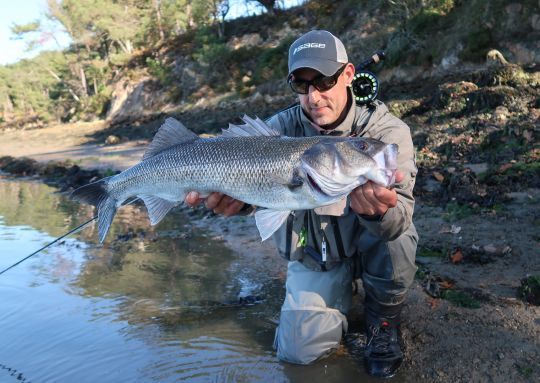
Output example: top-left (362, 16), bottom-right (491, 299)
top-left (350, 170), bottom-right (404, 217)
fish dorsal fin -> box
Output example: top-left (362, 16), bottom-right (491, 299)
top-left (143, 117), bottom-right (199, 160)
top-left (221, 115), bottom-right (280, 138)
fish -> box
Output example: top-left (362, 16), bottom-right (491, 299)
top-left (71, 115), bottom-right (398, 242)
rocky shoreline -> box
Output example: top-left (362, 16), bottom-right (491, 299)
top-left (0, 156), bottom-right (110, 192)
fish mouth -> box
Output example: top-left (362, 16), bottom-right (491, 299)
top-left (307, 173), bottom-right (328, 197)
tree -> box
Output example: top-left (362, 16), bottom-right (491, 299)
top-left (46, 0), bottom-right (143, 59)
top-left (248, 0), bottom-right (277, 15)
top-left (209, 0), bottom-right (230, 39)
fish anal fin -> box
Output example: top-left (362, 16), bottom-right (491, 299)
top-left (143, 117), bottom-right (199, 160)
top-left (139, 194), bottom-right (179, 225)
top-left (254, 209), bottom-right (291, 241)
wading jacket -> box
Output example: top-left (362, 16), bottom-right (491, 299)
top-left (266, 97), bottom-right (417, 271)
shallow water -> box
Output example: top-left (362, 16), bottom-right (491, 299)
top-left (0, 177), bottom-right (392, 383)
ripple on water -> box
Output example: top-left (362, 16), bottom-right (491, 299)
top-left (147, 334), bottom-right (281, 382)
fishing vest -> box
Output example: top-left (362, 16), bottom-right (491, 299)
top-left (265, 95), bottom-right (417, 272)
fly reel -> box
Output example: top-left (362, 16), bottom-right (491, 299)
top-left (352, 71), bottom-right (379, 105)
top-left (352, 50), bottom-right (385, 105)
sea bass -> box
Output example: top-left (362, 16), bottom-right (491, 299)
top-left (71, 116), bottom-right (398, 242)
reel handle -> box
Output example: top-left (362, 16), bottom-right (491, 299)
top-left (355, 50), bottom-right (385, 71)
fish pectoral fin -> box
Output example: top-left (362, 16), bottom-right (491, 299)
top-left (139, 194), bottom-right (179, 225)
top-left (254, 209), bottom-right (291, 241)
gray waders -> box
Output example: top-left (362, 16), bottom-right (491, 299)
top-left (273, 223), bottom-right (418, 365)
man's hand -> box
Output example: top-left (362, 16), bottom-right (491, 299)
top-left (350, 170), bottom-right (404, 217)
top-left (184, 191), bottom-right (246, 217)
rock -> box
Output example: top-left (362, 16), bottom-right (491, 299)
top-left (493, 106), bottom-right (509, 123)
top-left (228, 33), bottom-right (263, 50)
top-left (435, 81), bottom-right (479, 113)
top-left (505, 3), bottom-right (522, 14)
top-left (107, 76), bottom-right (168, 124)
top-left (440, 48), bottom-right (461, 70)
top-left (105, 135), bottom-right (121, 145)
top-left (486, 49), bottom-right (509, 67)
top-left (251, 92), bottom-right (264, 104)
top-left (465, 163), bottom-right (488, 175)
top-left (504, 42), bottom-right (540, 65)
top-left (531, 14), bottom-right (540, 30)
top-left (422, 178), bottom-right (441, 193)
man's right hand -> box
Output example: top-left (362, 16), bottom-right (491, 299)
top-left (184, 191), bottom-right (246, 217)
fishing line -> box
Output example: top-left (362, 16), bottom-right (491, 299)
top-left (0, 198), bottom-right (140, 276)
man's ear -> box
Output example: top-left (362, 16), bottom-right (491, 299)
top-left (343, 63), bottom-right (356, 85)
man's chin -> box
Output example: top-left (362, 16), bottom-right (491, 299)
top-left (310, 114), bottom-right (332, 126)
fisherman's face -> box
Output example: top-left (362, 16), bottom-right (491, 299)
top-left (294, 63), bottom-right (354, 127)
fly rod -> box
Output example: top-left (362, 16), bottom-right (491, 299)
top-left (0, 197), bottom-right (140, 276)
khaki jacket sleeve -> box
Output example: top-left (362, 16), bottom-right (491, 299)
top-left (356, 113), bottom-right (417, 241)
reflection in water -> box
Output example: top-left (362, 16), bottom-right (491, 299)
top-left (0, 177), bottom-right (383, 383)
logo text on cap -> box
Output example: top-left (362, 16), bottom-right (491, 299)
top-left (293, 42), bottom-right (326, 55)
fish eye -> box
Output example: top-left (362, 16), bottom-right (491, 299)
top-left (351, 140), bottom-right (368, 151)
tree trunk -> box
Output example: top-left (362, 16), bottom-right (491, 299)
top-left (117, 39), bottom-right (133, 54)
top-left (186, 2), bottom-right (195, 29)
top-left (79, 66), bottom-right (88, 96)
top-left (153, 0), bottom-right (165, 42)
top-left (46, 68), bottom-right (81, 103)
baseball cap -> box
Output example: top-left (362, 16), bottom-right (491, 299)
top-left (288, 30), bottom-right (348, 77)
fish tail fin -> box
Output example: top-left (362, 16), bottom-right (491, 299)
top-left (71, 177), bottom-right (118, 243)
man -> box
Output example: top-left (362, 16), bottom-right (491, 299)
top-left (185, 30), bottom-right (418, 378)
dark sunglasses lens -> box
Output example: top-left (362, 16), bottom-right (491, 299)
top-left (290, 80), bottom-right (309, 94)
top-left (314, 76), bottom-right (337, 92)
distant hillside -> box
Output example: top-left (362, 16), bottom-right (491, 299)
top-left (0, 0), bottom-right (538, 131)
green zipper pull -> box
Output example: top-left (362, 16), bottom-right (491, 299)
top-left (299, 227), bottom-right (307, 247)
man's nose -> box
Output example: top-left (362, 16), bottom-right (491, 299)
top-left (308, 85), bottom-right (321, 103)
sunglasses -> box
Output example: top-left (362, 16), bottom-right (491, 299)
top-left (288, 65), bottom-right (347, 94)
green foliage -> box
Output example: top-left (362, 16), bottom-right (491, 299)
top-left (191, 28), bottom-right (292, 94)
top-left (517, 275), bottom-right (540, 305)
top-left (252, 36), bottom-right (293, 84)
top-left (443, 202), bottom-right (474, 221)
top-left (418, 247), bottom-right (445, 258)
top-left (515, 365), bottom-right (533, 378)
top-left (146, 57), bottom-right (171, 86)
top-left (441, 289), bottom-right (481, 309)
top-left (459, 28), bottom-right (493, 62)
top-left (10, 20), bottom-right (41, 37)
top-left (0, 51), bottom-right (70, 122)
top-left (415, 266), bottom-right (427, 281)
top-left (103, 168), bottom-right (117, 177)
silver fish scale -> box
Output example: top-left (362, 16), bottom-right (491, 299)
top-left (107, 136), bottom-right (329, 210)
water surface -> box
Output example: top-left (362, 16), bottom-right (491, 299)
top-left (0, 177), bottom-right (387, 382)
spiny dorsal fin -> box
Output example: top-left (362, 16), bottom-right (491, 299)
top-left (221, 115), bottom-right (280, 138)
top-left (143, 117), bottom-right (199, 160)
